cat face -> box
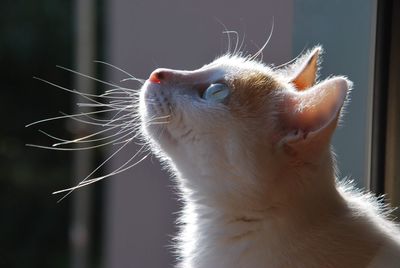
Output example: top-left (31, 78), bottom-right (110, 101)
top-left (140, 56), bottom-right (281, 176)
top-left (139, 48), bottom-right (350, 190)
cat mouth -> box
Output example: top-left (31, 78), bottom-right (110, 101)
top-left (140, 81), bottom-right (173, 136)
top-left (142, 81), bottom-right (172, 115)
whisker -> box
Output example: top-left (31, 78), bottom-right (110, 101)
top-left (143, 114), bottom-right (171, 126)
top-left (30, 60), bottom-right (172, 202)
top-left (237, 31), bottom-right (246, 56)
top-left (28, 127), bottom-right (136, 151)
top-left (75, 153), bottom-right (150, 188)
top-left (26, 144), bottom-right (104, 151)
top-left (56, 65), bottom-right (134, 91)
top-left (76, 102), bottom-right (131, 109)
top-left (250, 41), bottom-right (264, 62)
top-left (120, 120), bottom-right (140, 131)
top-left (250, 18), bottom-right (274, 61)
top-left (148, 114), bottom-right (172, 121)
top-left (145, 120), bottom-right (171, 126)
top-left (75, 91), bottom-right (133, 108)
top-left (93, 60), bottom-right (146, 84)
top-left (272, 46), bottom-right (308, 70)
top-left (103, 87), bottom-right (138, 96)
top-left (33, 77), bottom-right (111, 101)
top-left (215, 18), bottom-right (232, 54)
top-left (104, 113), bottom-right (134, 127)
top-left (112, 138), bottom-right (137, 146)
top-left (25, 108), bottom-right (118, 127)
top-left (53, 142), bottom-right (146, 200)
top-left (223, 31), bottom-right (239, 55)
top-left (39, 124), bottom-right (132, 146)
top-left (52, 119), bottom-right (137, 145)
top-left (120, 77), bottom-right (145, 84)
top-left (98, 95), bottom-right (134, 100)
top-left (33, 78), bottom-right (134, 117)
top-left (233, 31), bottom-right (240, 55)
top-left (80, 112), bottom-right (133, 126)
top-left (58, 112), bottom-right (121, 127)
top-left (79, 147), bottom-right (148, 184)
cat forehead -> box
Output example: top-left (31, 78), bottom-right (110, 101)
top-left (204, 55), bottom-right (284, 117)
top-left (205, 55), bottom-right (274, 77)
top-left (199, 55), bottom-right (284, 93)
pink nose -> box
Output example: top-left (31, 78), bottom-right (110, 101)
top-left (148, 69), bottom-right (171, 84)
top-left (149, 71), bottom-right (161, 83)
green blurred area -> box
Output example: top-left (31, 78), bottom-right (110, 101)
top-left (1, 0), bottom-right (73, 267)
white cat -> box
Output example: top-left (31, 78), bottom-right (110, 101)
top-left (139, 47), bottom-right (400, 267)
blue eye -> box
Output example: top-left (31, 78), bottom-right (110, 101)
top-left (202, 83), bottom-right (230, 102)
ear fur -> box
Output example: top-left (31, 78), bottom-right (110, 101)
top-left (290, 46), bottom-right (322, 90)
top-left (278, 77), bottom-right (351, 146)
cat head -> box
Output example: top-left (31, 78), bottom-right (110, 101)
top-left (139, 47), bottom-right (351, 194)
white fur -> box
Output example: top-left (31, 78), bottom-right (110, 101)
top-left (139, 54), bottom-right (400, 267)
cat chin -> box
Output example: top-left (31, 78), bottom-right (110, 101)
top-left (142, 122), bottom-right (175, 146)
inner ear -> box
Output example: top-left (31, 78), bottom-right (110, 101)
top-left (278, 77), bottom-right (350, 145)
top-left (291, 46), bottom-right (322, 90)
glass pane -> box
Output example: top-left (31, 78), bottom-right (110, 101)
top-left (293, 0), bottom-right (376, 187)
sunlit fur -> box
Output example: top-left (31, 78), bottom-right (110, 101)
top-left (140, 50), bottom-right (400, 267)
top-left (28, 40), bottom-right (400, 266)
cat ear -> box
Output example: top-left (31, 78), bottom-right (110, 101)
top-left (290, 46), bottom-right (321, 90)
top-left (278, 77), bottom-right (350, 146)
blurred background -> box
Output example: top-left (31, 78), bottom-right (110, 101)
top-left (4, 0), bottom-right (398, 267)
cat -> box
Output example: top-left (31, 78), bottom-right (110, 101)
top-left (139, 46), bottom-right (400, 267)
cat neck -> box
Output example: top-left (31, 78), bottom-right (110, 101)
top-left (176, 147), bottom-right (383, 268)
top-left (178, 144), bottom-right (347, 229)
top-left (176, 147), bottom-right (356, 268)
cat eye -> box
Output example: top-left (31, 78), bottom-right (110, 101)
top-left (201, 83), bottom-right (230, 102)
